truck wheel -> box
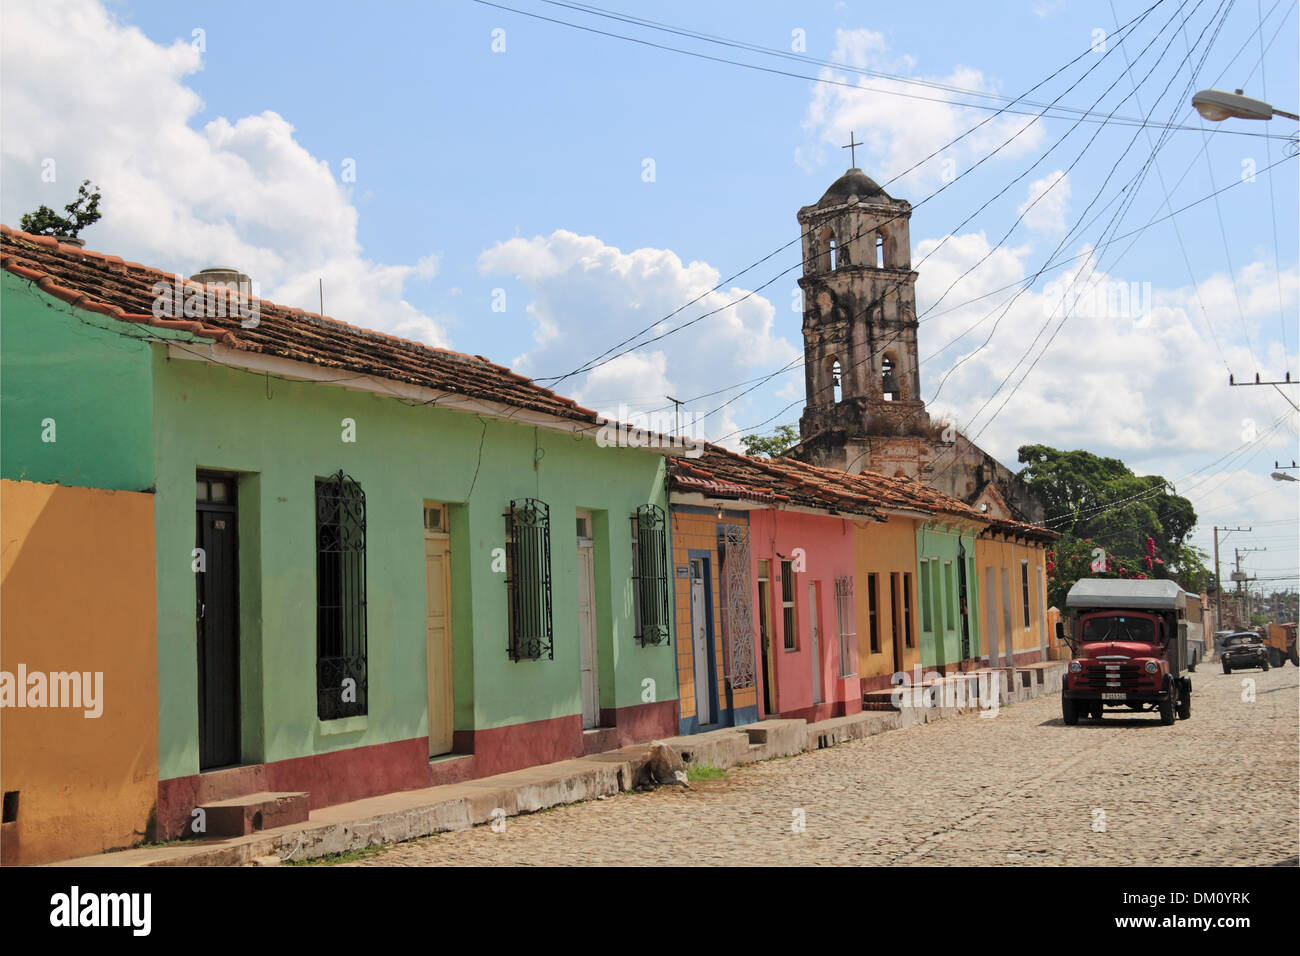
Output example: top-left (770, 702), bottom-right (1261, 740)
top-left (1159, 682), bottom-right (1176, 725)
top-left (1062, 695), bottom-right (1079, 726)
top-left (1177, 689), bottom-right (1191, 720)
top-left (1261, 659), bottom-right (1270, 671)
top-left (1222, 660), bottom-right (1231, 674)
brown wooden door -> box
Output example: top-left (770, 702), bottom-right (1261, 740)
top-left (425, 527), bottom-right (453, 756)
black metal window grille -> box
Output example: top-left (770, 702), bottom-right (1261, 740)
top-left (315, 470), bottom-right (368, 719)
top-left (506, 498), bottom-right (553, 661)
top-left (631, 504), bottom-right (670, 646)
top-left (780, 559), bottom-right (797, 650)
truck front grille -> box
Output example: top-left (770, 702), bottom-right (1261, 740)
top-left (1080, 663), bottom-right (1144, 688)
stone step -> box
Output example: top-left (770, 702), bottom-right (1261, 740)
top-left (196, 791), bottom-right (309, 838)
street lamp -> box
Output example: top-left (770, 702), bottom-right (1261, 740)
top-left (1271, 471), bottom-right (1298, 482)
top-left (1192, 88), bottom-right (1300, 122)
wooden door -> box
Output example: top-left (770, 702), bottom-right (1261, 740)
top-left (891, 572), bottom-right (905, 673)
top-left (577, 540), bottom-right (599, 729)
top-left (958, 544), bottom-right (971, 661)
top-left (985, 567), bottom-right (998, 666)
top-left (196, 475), bottom-right (240, 771)
top-left (757, 561), bottom-right (776, 715)
top-left (690, 558), bottom-right (713, 726)
top-left (425, 516), bottom-right (453, 757)
top-left (809, 581), bottom-right (823, 705)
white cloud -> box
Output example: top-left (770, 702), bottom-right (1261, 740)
top-left (1018, 170), bottom-right (1071, 234)
top-left (478, 229), bottom-right (799, 448)
top-left (798, 29), bottom-right (1045, 192)
top-left (0, 0), bottom-right (449, 345)
top-left (913, 232), bottom-right (1298, 495)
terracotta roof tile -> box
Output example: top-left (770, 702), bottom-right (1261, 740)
top-left (1, 226), bottom-right (602, 424)
top-left (669, 444), bottom-right (1055, 534)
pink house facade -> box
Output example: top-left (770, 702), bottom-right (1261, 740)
top-left (747, 508), bottom-right (863, 723)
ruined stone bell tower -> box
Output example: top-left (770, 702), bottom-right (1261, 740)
top-left (792, 167), bottom-right (931, 478)
top-left (788, 166), bottom-right (1045, 524)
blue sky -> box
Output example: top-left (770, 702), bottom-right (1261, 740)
top-left (2, 0), bottom-right (1297, 586)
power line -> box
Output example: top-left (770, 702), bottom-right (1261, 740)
top-left (924, 0), bottom-right (1238, 473)
top-left (473, 0), bottom-right (1293, 142)
top-left (707, 148), bottom-right (1294, 446)
top-left (532, 3), bottom-right (1164, 387)
top-left (926, 0), bottom-right (1227, 419)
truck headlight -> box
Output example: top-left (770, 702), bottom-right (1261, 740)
top-left (1144, 660), bottom-right (1159, 674)
top-left (1069, 661), bottom-right (1083, 674)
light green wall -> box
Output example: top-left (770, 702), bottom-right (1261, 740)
top-left (0, 272), bottom-right (162, 490)
top-left (915, 523), bottom-right (981, 668)
top-left (152, 349), bottom-right (674, 782)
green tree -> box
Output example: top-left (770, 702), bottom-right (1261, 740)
top-left (742, 423), bottom-right (800, 458)
top-left (20, 179), bottom-right (102, 238)
top-left (1019, 444), bottom-right (1212, 608)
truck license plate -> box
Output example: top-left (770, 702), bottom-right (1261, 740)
top-left (1101, 693), bottom-right (1126, 700)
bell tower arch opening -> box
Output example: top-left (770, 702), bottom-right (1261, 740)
top-left (881, 354), bottom-right (899, 402)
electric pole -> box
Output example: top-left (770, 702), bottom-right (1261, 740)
top-left (666, 395), bottom-right (684, 439)
top-left (1214, 526), bottom-right (1250, 634)
top-left (1235, 546), bottom-right (1266, 628)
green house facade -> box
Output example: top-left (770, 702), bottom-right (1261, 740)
top-left (2, 229), bottom-right (680, 841)
top-left (915, 520), bottom-right (982, 670)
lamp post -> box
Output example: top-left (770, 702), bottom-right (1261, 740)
top-left (1192, 88), bottom-right (1299, 122)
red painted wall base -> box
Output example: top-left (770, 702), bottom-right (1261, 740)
top-left (157, 736), bottom-right (430, 839)
top-left (157, 700), bottom-right (681, 840)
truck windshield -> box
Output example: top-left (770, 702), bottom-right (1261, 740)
top-left (1082, 615), bottom-right (1157, 644)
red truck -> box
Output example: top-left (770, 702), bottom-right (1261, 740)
top-left (1059, 578), bottom-right (1192, 726)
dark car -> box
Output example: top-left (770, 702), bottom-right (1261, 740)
top-left (1221, 632), bottom-right (1270, 673)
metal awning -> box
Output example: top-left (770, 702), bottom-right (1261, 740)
top-left (1066, 578), bottom-right (1186, 611)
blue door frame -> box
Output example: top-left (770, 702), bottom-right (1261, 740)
top-left (684, 549), bottom-right (725, 733)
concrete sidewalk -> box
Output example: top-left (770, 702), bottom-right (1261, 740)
top-left (53, 662), bottom-right (1066, 866)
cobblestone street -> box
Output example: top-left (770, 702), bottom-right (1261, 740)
top-left (347, 666), bottom-right (1299, 867)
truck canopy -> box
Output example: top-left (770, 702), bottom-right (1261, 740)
top-left (1066, 578), bottom-right (1186, 611)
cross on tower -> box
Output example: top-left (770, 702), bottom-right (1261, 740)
top-left (842, 131), bottom-right (864, 168)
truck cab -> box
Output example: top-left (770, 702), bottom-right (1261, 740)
top-left (1059, 578), bottom-right (1192, 726)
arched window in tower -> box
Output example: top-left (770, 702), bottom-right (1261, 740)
top-left (817, 226), bottom-right (836, 273)
top-left (828, 238), bottom-right (837, 271)
top-left (881, 355), bottom-right (899, 402)
top-left (876, 234), bottom-right (884, 268)
top-left (831, 359), bottom-right (843, 404)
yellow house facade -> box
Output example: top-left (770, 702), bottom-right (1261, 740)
top-left (853, 516), bottom-right (924, 689)
top-left (974, 518), bottom-right (1058, 667)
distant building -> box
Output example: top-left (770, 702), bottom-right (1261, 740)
top-left (787, 167), bottom-right (1044, 525)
